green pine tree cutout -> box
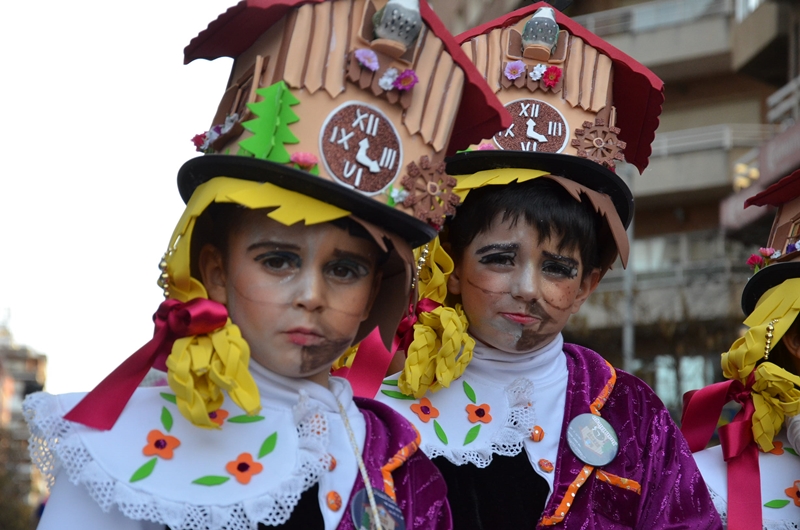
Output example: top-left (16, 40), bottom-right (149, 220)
top-left (239, 81), bottom-right (300, 163)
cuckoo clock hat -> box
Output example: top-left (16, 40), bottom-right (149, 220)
top-left (449, 1), bottom-right (665, 269)
top-left (741, 169), bottom-right (800, 315)
top-left (180, 0), bottom-right (509, 246)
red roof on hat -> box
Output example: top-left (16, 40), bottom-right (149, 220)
top-left (457, 1), bottom-right (664, 175)
top-left (184, 0), bottom-right (511, 155)
top-left (744, 169), bottom-right (800, 208)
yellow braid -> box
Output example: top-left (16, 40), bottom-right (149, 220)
top-left (721, 278), bottom-right (800, 451)
top-left (333, 345), bottom-right (360, 370)
top-left (398, 237), bottom-right (475, 397)
top-left (166, 319), bottom-right (261, 429)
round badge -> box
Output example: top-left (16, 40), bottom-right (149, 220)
top-left (493, 98), bottom-right (569, 153)
top-left (319, 101), bottom-right (403, 195)
top-left (350, 488), bottom-right (406, 530)
top-left (566, 413), bottom-right (619, 466)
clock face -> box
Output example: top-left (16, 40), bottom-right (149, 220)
top-left (319, 102), bottom-right (403, 195)
top-left (493, 98), bottom-right (569, 153)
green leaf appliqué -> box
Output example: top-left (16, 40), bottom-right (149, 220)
top-left (764, 499), bottom-right (790, 509)
top-left (786, 447), bottom-right (798, 456)
top-left (161, 407), bottom-right (174, 433)
top-left (130, 458), bottom-right (158, 482)
top-left (463, 425), bottom-right (481, 445)
top-left (433, 420), bottom-right (448, 445)
top-left (380, 390), bottom-right (415, 400)
top-left (160, 393), bottom-right (177, 404)
top-left (259, 432), bottom-right (278, 459)
top-left (463, 381), bottom-right (476, 403)
top-left (192, 476), bottom-right (230, 486)
top-left (228, 415), bottom-right (266, 424)
top-left (382, 379), bottom-right (399, 386)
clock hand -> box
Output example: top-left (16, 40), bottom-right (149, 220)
top-left (356, 138), bottom-right (381, 173)
top-left (526, 119), bottom-right (548, 143)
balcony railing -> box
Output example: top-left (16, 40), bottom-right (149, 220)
top-left (766, 75), bottom-right (800, 126)
top-left (649, 124), bottom-right (778, 158)
top-left (572, 0), bottom-right (732, 37)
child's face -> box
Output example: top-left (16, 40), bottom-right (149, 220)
top-left (202, 210), bottom-right (381, 385)
top-left (448, 214), bottom-right (599, 353)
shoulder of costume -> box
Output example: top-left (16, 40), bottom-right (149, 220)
top-left (23, 387), bottom-right (330, 529)
top-left (355, 396), bottom-right (419, 455)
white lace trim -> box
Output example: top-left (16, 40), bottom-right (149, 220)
top-left (707, 485), bottom-right (799, 530)
top-left (423, 377), bottom-right (535, 468)
top-left (24, 391), bottom-right (331, 530)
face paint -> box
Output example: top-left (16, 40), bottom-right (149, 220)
top-left (449, 215), bottom-right (597, 354)
top-left (214, 210), bottom-right (380, 384)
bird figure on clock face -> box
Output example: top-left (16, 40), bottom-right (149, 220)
top-left (373, 0), bottom-right (422, 51)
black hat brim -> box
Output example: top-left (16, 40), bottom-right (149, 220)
top-left (445, 150), bottom-right (634, 229)
top-left (178, 155), bottom-right (437, 248)
top-left (741, 261), bottom-right (800, 315)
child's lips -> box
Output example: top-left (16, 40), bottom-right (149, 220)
top-left (285, 328), bottom-right (325, 346)
top-left (500, 312), bottom-right (538, 325)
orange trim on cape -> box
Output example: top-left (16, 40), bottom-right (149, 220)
top-left (380, 426), bottom-right (422, 501)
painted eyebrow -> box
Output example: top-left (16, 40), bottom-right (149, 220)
top-left (332, 249), bottom-right (374, 266)
top-left (542, 251), bottom-right (578, 268)
top-left (247, 241), bottom-right (301, 252)
top-left (475, 243), bottom-right (520, 255)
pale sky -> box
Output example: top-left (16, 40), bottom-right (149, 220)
top-left (0, 1), bottom-right (239, 393)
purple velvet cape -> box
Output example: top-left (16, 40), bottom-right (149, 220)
top-left (545, 344), bottom-right (722, 529)
top-left (337, 397), bottom-right (452, 530)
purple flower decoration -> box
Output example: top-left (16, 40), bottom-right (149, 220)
top-left (354, 48), bottom-right (379, 72)
top-left (788, 243), bottom-right (798, 253)
top-left (393, 69), bottom-right (418, 91)
top-left (504, 60), bottom-right (525, 81)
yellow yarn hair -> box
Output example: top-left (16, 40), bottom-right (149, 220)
top-left (721, 278), bottom-right (800, 451)
top-left (162, 177), bottom-right (351, 428)
top-left (398, 237), bottom-right (475, 398)
top-left (333, 345), bottom-right (360, 370)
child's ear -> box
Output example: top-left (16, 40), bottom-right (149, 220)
top-left (447, 261), bottom-right (463, 295)
top-left (782, 327), bottom-right (800, 359)
top-left (570, 267), bottom-right (601, 314)
top-left (199, 244), bottom-right (228, 305)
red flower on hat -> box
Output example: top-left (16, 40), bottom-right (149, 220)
top-left (542, 66), bottom-right (562, 88)
top-left (226, 453), bottom-right (264, 485)
top-left (192, 133), bottom-right (207, 151)
top-left (746, 254), bottom-right (765, 270)
top-left (410, 397), bottom-right (440, 423)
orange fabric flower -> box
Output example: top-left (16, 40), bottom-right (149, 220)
top-left (410, 398), bottom-right (440, 423)
top-left (767, 441), bottom-right (784, 455)
top-left (226, 453), bottom-right (264, 485)
top-left (466, 403), bottom-right (492, 424)
top-left (142, 430), bottom-right (181, 460)
top-left (208, 409), bottom-right (229, 426)
top-left (786, 480), bottom-right (800, 507)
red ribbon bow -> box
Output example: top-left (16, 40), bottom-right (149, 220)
top-left (681, 373), bottom-right (761, 530)
top-left (64, 298), bottom-right (229, 430)
top-left (333, 298), bottom-right (442, 398)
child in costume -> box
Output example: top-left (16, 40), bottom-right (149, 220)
top-left (371, 3), bottom-right (722, 528)
top-left (682, 169), bottom-right (800, 529)
top-left (23, 1), bottom-right (508, 529)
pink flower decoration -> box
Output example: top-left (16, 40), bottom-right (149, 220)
top-left (504, 60), bottom-right (525, 80)
top-left (354, 48), bottom-right (379, 72)
top-left (747, 254), bottom-right (764, 270)
top-left (393, 69), bottom-right (418, 91)
top-left (477, 143), bottom-right (496, 150)
top-left (542, 65), bottom-right (562, 88)
top-left (192, 133), bottom-right (207, 151)
top-left (759, 247), bottom-right (776, 258)
top-left (290, 151), bottom-right (318, 170)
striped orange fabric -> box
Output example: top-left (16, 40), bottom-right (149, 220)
top-left (380, 427), bottom-right (422, 501)
top-left (596, 470), bottom-right (641, 494)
